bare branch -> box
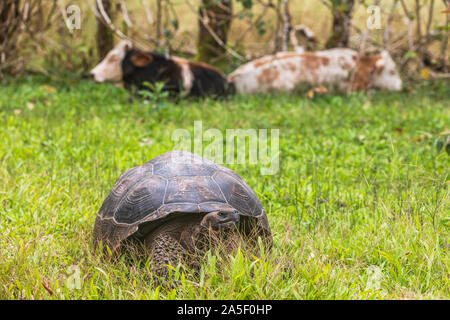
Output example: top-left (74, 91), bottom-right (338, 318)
top-left (383, 0), bottom-right (399, 49)
top-left (120, 0), bottom-right (133, 27)
top-left (400, 0), bottom-right (414, 51)
top-left (141, 0), bottom-right (154, 25)
top-left (319, 0), bottom-right (332, 10)
top-left (90, 0), bottom-right (156, 51)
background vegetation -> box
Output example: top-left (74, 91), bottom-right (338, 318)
top-left (0, 0), bottom-right (449, 76)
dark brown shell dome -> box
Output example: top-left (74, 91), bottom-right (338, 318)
top-left (93, 151), bottom-right (271, 252)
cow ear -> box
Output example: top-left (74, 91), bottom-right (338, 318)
top-left (130, 53), bottom-right (153, 67)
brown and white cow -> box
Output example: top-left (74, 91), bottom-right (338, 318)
top-left (228, 48), bottom-right (402, 94)
top-left (90, 40), bottom-right (231, 97)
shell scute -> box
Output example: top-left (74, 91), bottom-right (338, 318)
top-left (114, 175), bottom-right (166, 224)
top-left (153, 161), bottom-right (217, 179)
top-left (164, 176), bottom-right (226, 204)
top-left (99, 165), bottom-right (153, 218)
top-left (213, 170), bottom-right (261, 216)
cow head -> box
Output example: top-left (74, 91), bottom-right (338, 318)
top-left (370, 50), bottom-right (402, 91)
top-left (121, 50), bottom-right (161, 83)
top-left (90, 40), bottom-right (132, 83)
top-left (90, 40), bottom-right (174, 87)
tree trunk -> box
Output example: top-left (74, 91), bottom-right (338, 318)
top-left (0, 0), bottom-right (21, 75)
top-left (440, 0), bottom-right (449, 72)
top-left (197, 0), bottom-right (232, 66)
top-left (281, 0), bottom-right (292, 51)
top-left (325, 0), bottom-right (355, 48)
top-left (0, 0), bottom-right (20, 43)
top-left (96, 0), bottom-right (114, 60)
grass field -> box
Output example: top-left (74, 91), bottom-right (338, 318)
top-left (0, 76), bottom-right (449, 299)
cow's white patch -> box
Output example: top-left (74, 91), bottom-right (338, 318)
top-left (90, 40), bottom-right (132, 83)
top-left (172, 57), bottom-right (194, 96)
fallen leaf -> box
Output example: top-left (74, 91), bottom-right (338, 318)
top-left (363, 101), bottom-right (371, 110)
top-left (139, 138), bottom-right (154, 147)
top-left (42, 281), bottom-right (53, 295)
top-left (314, 86), bottom-right (328, 93)
top-left (411, 134), bottom-right (431, 142)
top-left (42, 85), bottom-right (56, 93)
top-left (420, 68), bottom-right (430, 80)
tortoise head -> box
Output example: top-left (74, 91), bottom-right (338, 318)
top-left (200, 208), bottom-right (240, 233)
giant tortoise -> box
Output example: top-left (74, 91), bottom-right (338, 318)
top-left (93, 151), bottom-right (272, 276)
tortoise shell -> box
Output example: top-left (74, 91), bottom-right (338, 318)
top-left (93, 151), bottom-right (271, 252)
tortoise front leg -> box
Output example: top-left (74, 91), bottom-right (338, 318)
top-left (146, 232), bottom-right (186, 280)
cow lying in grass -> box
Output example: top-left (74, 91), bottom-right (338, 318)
top-left (228, 48), bottom-right (402, 94)
top-left (90, 40), bottom-right (231, 97)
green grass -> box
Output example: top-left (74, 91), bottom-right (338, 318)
top-left (0, 76), bottom-right (449, 299)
